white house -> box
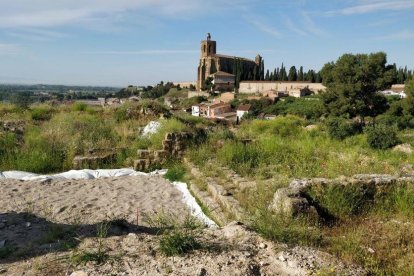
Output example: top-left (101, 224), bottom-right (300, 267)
top-left (192, 105), bottom-right (200, 117)
top-left (236, 104), bottom-right (251, 120)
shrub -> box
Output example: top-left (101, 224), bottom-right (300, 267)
top-left (71, 102), bottom-right (88, 112)
top-left (30, 104), bottom-right (54, 121)
top-left (366, 125), bottom-right (400, 149)
top-left (326, 117), bottom-right (362, 140)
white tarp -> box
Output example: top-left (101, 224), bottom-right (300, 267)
top-left (142, 121), bottom-right (161, 137)
top-left (172, 181), bottom-right (218, 228)
top-left (0, 168), bottom-right (216, 227)
top-left (0, 168), bottom-right (168, 181)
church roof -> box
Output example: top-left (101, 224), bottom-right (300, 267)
top-left (214, 54), bottom-right (255, 63)
top-left (211, 71), bottom-right (235, 77)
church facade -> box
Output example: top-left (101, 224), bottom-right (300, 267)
top-left (196, 34), bottom-right (263, 91)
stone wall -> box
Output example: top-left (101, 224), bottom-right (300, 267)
top-left (239, 81), bottom-right (326, 95)
top-left (73, 151), bottom-right (116, 169)
top-left (133, 132), bottom-right (193, 171)
top-left (269, 174), bottom-right (414, 221)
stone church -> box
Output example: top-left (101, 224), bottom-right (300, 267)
top-left (196, 34), bottom-right (262, 91)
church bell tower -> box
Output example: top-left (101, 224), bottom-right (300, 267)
top-left (200, 33), bottom-right (216, 57)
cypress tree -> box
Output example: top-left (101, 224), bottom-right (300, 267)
top-left (288, 66), bottom-right (297, 81)
top-left (298, 66), bottom-right (304, 81)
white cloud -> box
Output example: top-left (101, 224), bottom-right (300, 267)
top-left (325, 0), bottom-right (414, 15)
top-left (243, 16), bottom-right (281, 37)
top-left (0, 43), bottom-right (21, 55)
top-left (6, 29), bottom-right (68, 41)
top-left (301, 12), bottom-right (326, 36)
top-left (284, 17), bottom-right (307, 36)
top-left (376, 29), bottom-right (414, 40)
top-left (0, 0), bottom-right (246, 29)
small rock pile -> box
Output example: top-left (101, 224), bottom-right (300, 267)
top-left (1, 120), bottom-right (25, 135)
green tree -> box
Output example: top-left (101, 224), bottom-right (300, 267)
top-left (288, 66), bottom-right (297, 81)
top-left (321, 52), bottom-right (392, 119)
top-left (265, 70), bottom-right (270, 80)
top-left (298, 66), bottom-right (304, 81)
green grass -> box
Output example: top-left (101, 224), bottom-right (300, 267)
top-left (164, 162), bottom-right (186, 182)
top-left (148, 118), bottom-right (189, 150)
top-left (70, 221), bottom-right (110, 265)
top-left (159, 230), bottom-right (201, 256)
top-left (189, 117), bottom-right (414, 179)
top-left (30, 104), bottom-right (54, 121)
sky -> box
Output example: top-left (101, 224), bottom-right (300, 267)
top-left (0, 0), bottom-right (413, 87)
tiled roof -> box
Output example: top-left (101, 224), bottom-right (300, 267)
top-left (237, 104), bottom-right (251, 111)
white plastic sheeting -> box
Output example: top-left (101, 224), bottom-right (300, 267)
top-left (0, 168), bottom-right (167, 181)
top-left (0, 168), bottom-right (217, 228)
top-left (172, 181), bottom-right (218, 228)
top-left (142, 121), bottom-right (161, 137)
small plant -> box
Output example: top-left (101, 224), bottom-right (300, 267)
top-left (144, 212), bottom-right (202, 256)
top-left (366, 124), bottom-right (400, 149)
top-left (39, 224), bottom-right (77, 249)
top-left (165, 163), bottom-right (186, 182)
top-left (159, 229), bottom-right (201, 256)
top-left (70, 221), bottom-right (110, 265)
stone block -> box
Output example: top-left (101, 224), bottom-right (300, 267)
top-left (137, 149), bottom-right (151, 159)
top-left (154, 150), bottom-right (169, 160)
top-left (133, 159), bottom-right (147, 171)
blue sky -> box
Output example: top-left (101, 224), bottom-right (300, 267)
top-left (0, 0), bottom-right (413, 87)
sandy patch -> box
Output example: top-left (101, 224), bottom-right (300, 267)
top-left (0, 175), bottom-right (189, 225)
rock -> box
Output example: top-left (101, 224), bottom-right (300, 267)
top-left (142, 121), bottom-right (161, 137)
top-left (25, 222), bottom-right (31, 227)
top-left (0, 222), bottom-right (5, 229)
top-left (304, 124), bottom-right (318, 131)
top-left (258, 243), bottom-right (267, 249)
top-left (0, 240), bottom-right (5, 248)
top-left (393, 143), bottom-right (414, 154)
top-left (199, 268), bottom-right (207, 276)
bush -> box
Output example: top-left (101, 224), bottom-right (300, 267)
top-left (71, 102), bottom-right (88, 112)
top-left (366, 125), bottom-right (400, 149)
top-left (326, 117), bottom-right (362, 140)
top-left (30, 104), bottom-right (54, 121)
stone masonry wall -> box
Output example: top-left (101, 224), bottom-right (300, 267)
top-left (133, 132), bottom-right (193, 171)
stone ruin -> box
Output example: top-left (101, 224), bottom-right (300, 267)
top-left (269, 173), bottom-right (414, 221)
top-left (1, 120), bottom-right (25, 135)
top-left (133, 132), bottom-right (193, 171)
top-left (72, 148), bottom-right (117, 170)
